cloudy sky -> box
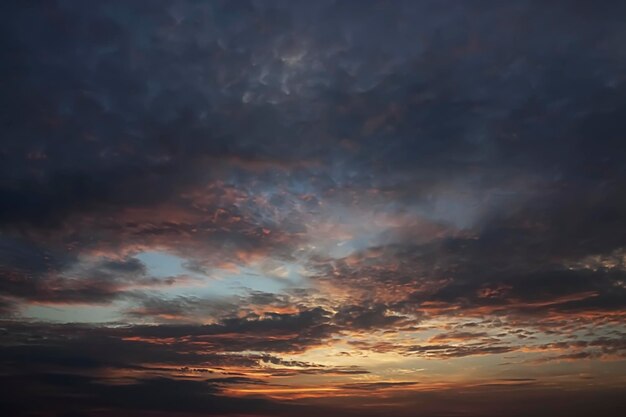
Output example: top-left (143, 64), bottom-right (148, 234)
top-left (1, 1), bottom-right (626, 416)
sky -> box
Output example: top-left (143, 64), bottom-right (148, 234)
top-left (1, 1), bottom-right (626, 416)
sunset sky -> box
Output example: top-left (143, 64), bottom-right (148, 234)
top-left (1, 1), bottom-right (626, 416)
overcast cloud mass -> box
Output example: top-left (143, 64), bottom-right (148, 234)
top-left (1, 1), bottom-right (626, 416)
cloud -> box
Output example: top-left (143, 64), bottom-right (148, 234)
top-left (0, 373), bottom-right (282, 417)
top-left (341, 381), bottom-right (419, 391)
top-left (1, 0), bottom-right (626, 416)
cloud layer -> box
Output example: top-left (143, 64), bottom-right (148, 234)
top-left (1, 1), bottom-right (626, 416)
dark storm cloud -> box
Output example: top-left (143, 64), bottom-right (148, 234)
top-left (1, 0), bottom-right (624, 229)
top-left (311, 222), bottom-right (626, 321)
top-left (0, 373), bottom-right (283, 417)
top-left (0, 321), bottom-right (258, 372)
top-left (0, 0), bottom-right (624, 337)
top-left (125, 306), bottom-right (335, 352)
top-left (0, 306), bottom-right (337, 371)
top-left (2, 0), bottom-right (626, 277)
top-left (0, 319), bottom-right (368, 416)
top-left (0, 317), bottom-right (356, 379)
top-left (2, 1), bottom-right (626, 416)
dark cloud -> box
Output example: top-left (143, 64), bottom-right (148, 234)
top-left (341, 381), bottom-right (419, 391)
top-left (124, 307), bottom-right (335, 353)
top-left (2, 0), bottom-right (626, 416)
top-left (0, 373), bottom-right (281, 417)
top-left (333, 304), bottom-right (407, 330)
